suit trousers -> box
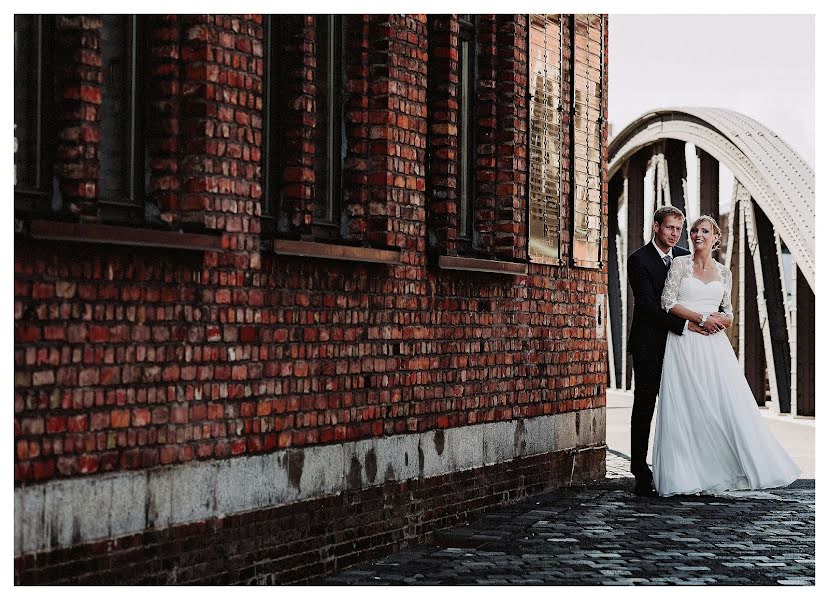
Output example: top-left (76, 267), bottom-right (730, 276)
top-left (630, 340), bottom-right (666, 481)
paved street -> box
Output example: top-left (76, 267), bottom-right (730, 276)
top-left (323, 393), bottom-right (815, 585)
top-left (605, 389), bottom-right (815, 478)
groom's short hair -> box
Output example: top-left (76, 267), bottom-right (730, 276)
top-left (653, 206), bottom-right (685, 224)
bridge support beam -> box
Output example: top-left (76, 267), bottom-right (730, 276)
top-left (607, 173), bottom-right (624, 388)
top-left (723, 184), bottom-right (740, 357)
top-left (697, 147), bottom-right (720, 260)
top-left (697, 147), bottom-right (720, 217)
top-left (796, 267), bottom-right (815, 416)
top-left (754, 202), bottom-right (792, 413)
top-left (624, 149), bottom-right (649, 389)
top-left (744, 196), bottom-right (783, 411)
top-left (663, 139), bottom-right (689, 248)
top-left (739, 196), bottom-right (768, 406)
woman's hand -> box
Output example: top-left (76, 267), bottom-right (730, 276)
top-left (706, 312), bottom-right (731, 333)
top-left (688, 322), bottom-right (709, 335)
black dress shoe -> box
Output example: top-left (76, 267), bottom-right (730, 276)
top-left (633, 480), bottom-right (659, 497)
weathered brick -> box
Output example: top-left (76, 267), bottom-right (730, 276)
top-left (45, 416), bottom-right (67, 434)
top-left (67, 414), bottom-right (88, 433)
top-left (132, 408), bottom-right (151, 427)
top-left (110, 410), bottom-right (130, 429)
top-left (13, 24), bottom-right (611, 588)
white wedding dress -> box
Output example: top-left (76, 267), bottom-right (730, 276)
top-left (652, 255), bottom-right (801, 497)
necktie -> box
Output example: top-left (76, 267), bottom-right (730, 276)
top-left (663, 255), bottom-right (672, 269)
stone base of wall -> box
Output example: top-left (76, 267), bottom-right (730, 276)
top-left (14, 446), bottom-right (605, 584)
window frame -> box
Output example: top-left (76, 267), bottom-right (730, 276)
top-left (527, 13), bottom-right (566, 265)
top-left (14, 14), bottom-right (56, 216)
top-left (455, 14), bottom-right (477, 249)
top-left (568, 14), bottom-right (604, 269)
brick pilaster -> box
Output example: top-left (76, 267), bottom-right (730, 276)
top-left (365, 14), bottom-right (428, 251)
top-left (54, 15), bottom-right (102, 219)
top-left (494, 15), bottom-right (528, 261)
top-left (341, 14), bottom-right (370, 242)
top-left (277, 15), bottom-right (315, 237)
top-left (425, 15), bottom-right (459, 257)
top-left (146, 15), bottom-right (183, 223)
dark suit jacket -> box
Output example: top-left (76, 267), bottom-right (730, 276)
top-left (627, 242), bottom-right (690, 357)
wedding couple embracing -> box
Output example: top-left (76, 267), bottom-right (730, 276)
top-left (627, 206), bottom-right (800, 497)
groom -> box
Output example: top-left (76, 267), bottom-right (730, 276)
top-left (626, 206), bottom-right (724, 496)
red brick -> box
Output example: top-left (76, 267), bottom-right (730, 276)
top-left (43, 326), bottom-right (65, 341)
top-left (16, 326), bottom-right (41, 343)
top-left (230, 439), bottom-right (246, 455)
top-left (78, 454), bottom-right (99, 474)
top-left (45, 416), bottom-right (67, 434)
top-left (159, 446), bottom-right (178, 464)
top-left (88, 325), bottom-right (110, 343)
top-left (32, 370), bottom-right (55, 387)
top-left (111, 410), bottom-right (130, 428)
top-left (78, 368), bottom-right (99, 387)
top-left (132, 409), bottom-right (151, 427)
top-left (67, 415), bottom-right (88, 433)
top-left (32, 283), bottom-right (55, 299)
top-left (170, 405), bottom-right (189, 424)
top-left (239, 326), bottom-right (258, 342)
top-left (12, 15), bottom-right (609, 505)
top-left (32, 459), bottom-right (55, 480)
top-left (89, 413), bottom-right (109, 431)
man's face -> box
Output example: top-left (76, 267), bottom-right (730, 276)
top-left (652, 215), bottom-right (684, 249)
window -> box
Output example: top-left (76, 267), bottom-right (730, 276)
top-left (528, 13), bottom-right (605, 268)
top-left (312, 14), bottom-right (345, 238)
top-left (263, 15), bottom-right (286, 235)
top-left (528, 14), bottom-right (564, 264)
top-left (14, 15), bottom-right (55, 214)
top-left (457, 14), bottom-right (477, 244)
top-left (98, 15), bottom-right (148, 223)
top-left (569, 14), bottom-right (604, 268)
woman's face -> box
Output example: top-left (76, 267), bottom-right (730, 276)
top-left (690, 220), bottom-right (719, 253)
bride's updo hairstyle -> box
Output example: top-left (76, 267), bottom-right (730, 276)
top-left (691, 214), bottom-right (722, 252)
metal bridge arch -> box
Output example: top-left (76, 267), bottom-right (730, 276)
top-left (606, 107), bottom-right (814, 417)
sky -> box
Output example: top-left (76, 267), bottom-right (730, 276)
top-left (608, 14), bottom-right (815, 165)
top-left (608, 14), bottom-right (815, 215)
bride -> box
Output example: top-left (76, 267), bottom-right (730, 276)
top-left (652, 215), bottom-right (800, 497)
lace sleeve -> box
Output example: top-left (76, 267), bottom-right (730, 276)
top-left (720, 264), bottom-right (734, 318)
top-left (661, 256), bottom-right (688, 312)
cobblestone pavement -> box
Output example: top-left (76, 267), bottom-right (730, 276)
top-left (323, 451), bottom-right (814, 585)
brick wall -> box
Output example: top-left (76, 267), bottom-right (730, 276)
top-left (14, 13), bottom-right (609, 584)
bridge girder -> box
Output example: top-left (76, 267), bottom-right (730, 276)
top-left (606, 108), bottom-right (814, 417)
top-left (609, 108), bottom-right (814, 291)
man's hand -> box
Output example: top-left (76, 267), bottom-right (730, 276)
top-left (688, 322), bottom-right (709, 335)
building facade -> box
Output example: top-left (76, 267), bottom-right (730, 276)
top-left (14, 14), bottom-right (609, 584)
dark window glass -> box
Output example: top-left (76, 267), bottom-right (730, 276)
top-left (313, 15), bottom-right (344, 227)
top-left (457, 15), bottom-right (476, 241)
top-left (263, 15), bottom-right (286, 232)
top-left (14, 15), bottom-right (38, 190)
top-left (14, 14), bottom-right (54, 211)
top-left (99, 15), bottom-right (146, 222)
